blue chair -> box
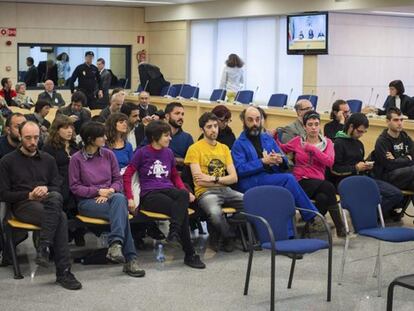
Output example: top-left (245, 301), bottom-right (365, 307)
top-left (338, 176), bottom-right (414, 297)
top-left (180, 85), bottom-right (199, 99)
top-left (136, 84), bottom-right (144, 92)
top-left (235, 90), bottom-right (254, 105)
top-left (160, 85), bottom-right (178, 97)
top-left (242, 186), bottom-right (332, 311)
top-left (297, 95), bottom-right (318, 110)
top-left (268, 93), bottom-right (288, 107)
top-left (209, 89), bottom-right (226, 101)
top-left (347, 99), bottom-right (363, 113)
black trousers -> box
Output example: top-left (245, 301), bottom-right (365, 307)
top-left (13, 191), bottom-right (71, 274)
top-left (388, 166), bottom-right (414, 190)
top-left (141, 188), bottom-right (194, 256)
top-left (299, 179), bottom-right (337, 215)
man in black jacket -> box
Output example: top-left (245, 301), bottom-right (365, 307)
top-left (332, 113), bottom-right (402, 217)
top-left (37, 80), bottom-right (65, 107)
top-left (24, 57), bottom-right (38, 88)
top-left (374, 107), bottom-right (414, 190)
top-left (0, 121), bottom-right (81, 290)
top-left (56, 91), bottom-right (91, 134)
top-left (137, 91), bottom-right (157, 121)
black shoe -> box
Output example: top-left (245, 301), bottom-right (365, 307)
top-left (221, 238), bottom-right (235, 253)
top-left (166, 231), bottom-right (182, 248)
top-left (207, 230), bottom-right (220, 252)
top-left (56, 269), bottom-right (82, 290)
top-left (35, 246), bottom-right (50, 268)
top-left (147, 224), bottom-right (166, 240)
top-left (74, 233), bottom-right (86, 247)
top-left (184, 254), bottom-right (206, 269)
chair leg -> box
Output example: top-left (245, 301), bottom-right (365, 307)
top-left (338, 235), bottom-right (349, 285)
top-left (238, 224), bottom-right (248, 252)
top-left (287, 256), bottom-right (296, 289)
top-left (327, 244), bottom-right (333, 301)
top-left (270, 250), bottom-right (276, 311)
top-left (5, 225), bottom-right (23, 279)
top-left (243, 243), bottom-right (254, 295)
top-left (386, 282), bottom-right (395, 311)
top-left (377, 241), bottom-right (382, 297)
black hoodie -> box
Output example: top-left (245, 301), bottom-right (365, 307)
top-left (332, 130), bottom-right (365, 176)
top-left (373, 129), bottom-right (414, 180)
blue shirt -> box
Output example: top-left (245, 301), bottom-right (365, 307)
top-left (170, 129), bottom-right (194, 159)
top-left (107, 142), bottom-right (133, 170)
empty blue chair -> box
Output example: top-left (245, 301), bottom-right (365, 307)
top-left (268, 93), bottom-right (288, 107)
top-left (136, 84), bottom-right (144, 92)
top-left (347, 99), bottom-right (363, 113)
top-left (235, 90), bottom-right (254, 104)
top-left (242, 186), bottom-right (332, 311)
top-left (338, 176), bottom-right (414, 297)
top-left (209, 89), bottom-right (226, 101)
top-left (160, 84), bottom-right (178, 97)
top-left (297, 95), bottom-right (318, 110)
top-left (180, 85), bottom-right (199, 99)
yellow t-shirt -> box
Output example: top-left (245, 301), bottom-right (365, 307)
top-left (184, 139), bottom-right (233, 197)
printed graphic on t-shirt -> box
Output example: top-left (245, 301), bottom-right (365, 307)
top-left (148, 160), bottom-right (169, 178)
top-left (208, 158), bottom-right (226, 177)
top-left (393, 142), bottom-right (409, 158)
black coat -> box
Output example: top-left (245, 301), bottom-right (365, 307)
top-left (138, 63), bottom-right (169, 96)
top-left (24, 66), bottom-right (39, 87)
top-left (378, 95), bottom-right (414, 119)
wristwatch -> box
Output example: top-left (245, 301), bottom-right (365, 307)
top-left (214, 176), bottom-right (219, 184)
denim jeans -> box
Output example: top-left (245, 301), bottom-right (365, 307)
top-left (78, 193), bottom-right (137, 261)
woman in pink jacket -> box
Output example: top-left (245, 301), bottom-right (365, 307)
top-left (279, 111), bottom-right (345, 237)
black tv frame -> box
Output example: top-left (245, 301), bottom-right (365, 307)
top-left (287, 12), bottom-right (329, 55)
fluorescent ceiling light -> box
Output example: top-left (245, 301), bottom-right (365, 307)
top-left (95, 0), bottom-right (175, 4)
top-left (371, 10), bottom-right (414, 16)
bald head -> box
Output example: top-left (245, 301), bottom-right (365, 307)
top-left (44, 80), bottom-right (54, 92)
top-left (242, 107), bottom-right (262, 136)
top-left (19, 121), bottom-right (40, 154)
top-left (139, 91), bottom-right (150, 107)
top-left (294, 99), bottom-right (313, 121)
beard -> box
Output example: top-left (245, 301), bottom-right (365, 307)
top-left (244, 123), bottom-right (262, 136)
top-left (168, 119), bottom-right (182, 129)
top-left (9, 134), bottom-right (21, 144)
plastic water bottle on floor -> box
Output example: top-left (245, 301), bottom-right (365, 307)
top-left (156, 243), bottom-right (165, 263)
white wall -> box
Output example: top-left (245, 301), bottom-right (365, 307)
top-left (317, 12), bottom-right (414, 111)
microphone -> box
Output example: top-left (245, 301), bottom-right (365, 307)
top-left (251, 86), bottom-right (259, 105)
top-left (163, 84), bottom-right (173, 98)
top-left (367, 87), bottom-right (374, 107)
top-left (329, 91), bottom-right (336, 104)
top-left (142, 80), bottom-right (149, 92)
top-left (286, 88), bottom-right (293, 108)
top-left (176, 84), bottom-right (185, 99)
top-left (190, 83), bottom-right (199, 101)
top-left (217, 89), bottom-right (226, 103)
top-left (234, 90), bottom-right (240, 104)
top-left (374, 93), bottom-right (379, 107)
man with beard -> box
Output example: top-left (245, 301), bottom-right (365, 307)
top-left (0, 113), bottom-right (26, 158)
top-left (0, 121), bottom-right (82, 290)
top-left (165, 102), bottom-right (193, 169)
top-left (232, 107), bottom-right (323, 235)
top-left (56, 91), bottom-right (91, 134)
top-left (324, 99), bottom-right (351, 141)
top-left (185, 112), bottom-right (243, 252)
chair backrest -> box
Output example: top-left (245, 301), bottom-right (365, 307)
top-left (180, 85), bottom-right (199, 99)
top-left (160, 85), bottom-right (178, 97)
top-left (338, 176), bottom-right (381, 232)
top-left (235, 90), bottom-right (254, 104)
top-left (209, 89), bottom-right (226, 101)
top-left (244, 186), bottom-right (295, 242)
top-left (297, 95), bottom-right (318, 110)
top-left (268, 93), bottom-right (288, 107)
top-left (347, 99), bottom-right (363, 113)
top-left (136, 84), bottom-right (144, 92)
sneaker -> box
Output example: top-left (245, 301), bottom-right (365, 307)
top-left (221, 238), bottom-right (235, 253)
top-left (56, 269), bottom-right (82, 290)
top-left (166, 231), bottom-right (182, 248)
top-left (307, 217), bottom-right (326, 233)
top-left (106, 242), bottom-right (125, 263)
top-left (35, 246), bottom-right (50, 268)
top-left (184, 254), bottom-right (206, 269)
top-left (123, 258), bottom-right (146, 278)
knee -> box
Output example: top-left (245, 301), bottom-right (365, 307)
top-left (111, 192), bottom-right (127, 202)
top-left (44, 191), bottom-right (64, 209)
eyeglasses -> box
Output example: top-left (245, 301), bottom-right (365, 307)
top-left (300, 106), bottom-right (313, 112)
top-left (355, 128), bottom-right (367, 134)
top-left (218, 118), bottom-right (231, 124)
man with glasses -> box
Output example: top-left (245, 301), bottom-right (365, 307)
top-left (137, 91), bottom-right (157, 122)
top-left (332, 112), bottom-right (402, 218)
top-left (374, 107), bottom-right (414, 192)
top-left (324, 99), bottom-right (351, 140)
top-left (278, 99), bottom-right (313, 143)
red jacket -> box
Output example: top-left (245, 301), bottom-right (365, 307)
top-left (0, 88), bottom-right (17, 105)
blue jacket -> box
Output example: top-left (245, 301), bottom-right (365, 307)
top-left (231, 131), bottom-right (288, 191)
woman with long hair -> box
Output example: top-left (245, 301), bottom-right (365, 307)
top-left (56, 52), bottom-right (71, 87)
top-left (105, 112), bottom-right (133, 173)
top-left (219, 53), bottom-right (244, 103)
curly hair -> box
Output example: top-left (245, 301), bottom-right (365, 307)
top-left (105, 112), bottom-right (129, 148)
top-left (225, 54), bottom-right (244, 68)
top-left (46, 115), bottom-right (75, 149)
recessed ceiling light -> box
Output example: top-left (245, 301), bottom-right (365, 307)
top-left (371, 10), bottom-right (414, 17)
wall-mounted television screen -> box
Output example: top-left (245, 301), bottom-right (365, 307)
top-left (287, 12), bottom-right (328, 55)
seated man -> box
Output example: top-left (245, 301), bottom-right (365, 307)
top-left (185, 112), bottom-right (244, 252)
top-left (332, 112), bottom-right (403, 218)
top-left (121, 102), bottom-right (142, 151)
top-left (0, 77), bottom-right (17, 106)
top-left (374, 107), bottom-right (414, 192)
top-left (25, 100), bottom-right (52, 144)
top-left (37, 80), bottom-right (65, 107)
top-left (0, 121), bottom-right (81, 290)
top-left (137, 91), bottom-right (157, 121)
top-left (324, 100), bottom-right (351, 140)
top-left (232, 107), bottom-right (322, 234)
top-left (99, 91), bottom-right (125, 121)
top-left (278, 99), bottom-right (313, 143)
top-left (0, 113), bottom-right (26, 159)
top-left (56, 91), bottom-right (91, 134)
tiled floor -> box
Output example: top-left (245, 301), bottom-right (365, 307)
top-left (1, 215), bottom-right (414, 311)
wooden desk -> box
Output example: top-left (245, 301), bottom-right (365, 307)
top-left (125, 95), bottom-right (414, 153)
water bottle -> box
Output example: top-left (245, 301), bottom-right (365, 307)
top-left (156, 243), bottom-right (165, 263)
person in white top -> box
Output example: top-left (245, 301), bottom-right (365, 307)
top-left (219, 54), bottom-right (244, 103)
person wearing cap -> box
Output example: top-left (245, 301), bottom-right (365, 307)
top-left (69, 51), bottom-right (102, 110)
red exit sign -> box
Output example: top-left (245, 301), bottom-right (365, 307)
top-left (0, 28), bottom-right (16, 36)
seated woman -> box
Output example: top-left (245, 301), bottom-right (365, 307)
top-left (12, 82), bottom-right (34, 109)
top-left (105, 112), bottom-right (133, 174)
top-left (378, 80), bottom-right (414, 119)
top-left (68, 121), bottom-right (145, 277)
top-left (43, 115), bottom-right (85, 245)
top-left (123, 120), bottom-right (205, 269)
top-left (278, 111), bottom-right (345, 237)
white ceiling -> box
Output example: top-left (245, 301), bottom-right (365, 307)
top-left (348, 5), bottom-right (414, 17)
top-left (0, 0), bottom-right (217, 7)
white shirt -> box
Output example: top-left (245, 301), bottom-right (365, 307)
top-left (219, 66), bottom-right (244, 93)
top-left (395, 96), bottom-right (401, 109)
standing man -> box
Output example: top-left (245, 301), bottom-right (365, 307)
top-left (324, 100), bottom-right (351, 141)
top-left (56, 91), bottom-right (91, 134)
top-left (165, 102), bottom-right (194, 169)
top-left (70, 51), bottom-right (102, 110)
top-left (24, 57), bottom-right (38, 88)
top-left (137, 91), bottom-right (157, 121)
top-left (0, 121), bottom-right (82, 290)
top-left (37, 80), bottom-right (65, 107)
top-left (278, 99), bottom-right (313, 143)
top-left (96, 58), bottom-right (112, 109)
top-left (0, 113), bottom-right (26, 159)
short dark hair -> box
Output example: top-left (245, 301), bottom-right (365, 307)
top-left (165, 102), bottom-right (183, 115)
top-left (389, 80), bottom-right (405, 95)
top-left (71, 91), bottom-right (87, 106)
top-left (386, 107), bottom-right (402, 120)
top-left (5, 112), bottom-right (25, 128)
top-left (211, 105), bottom-right (231, 120)
top-left (330, 99), bottom-right (348, 120)
top-left (303, 110), bottom-right (320, 126)
top-left (120, 102), bottom-right (139, 117)
top-left (26, 57), bottom-right (34, 66)
top-left (111, 88), bottom-right (124, 98)
top-left (257, 106), bottom-right (267, 121)
top-left (145, 120), bottom-right (171, 143)
top-left (97, 58), bottom-right (105, 65)
top-left (344, 112), bottom-right (369, 133)
top-left (34, 100), bottom-right (52, 113)
top-left (199, 112), bottom-right (218, 129)
top-left (91, 115), bottom-right (106, 123)
top-left (1, 77), bottom-right (9, 88)
top-left (80, 121), bottom-right (106, 146)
